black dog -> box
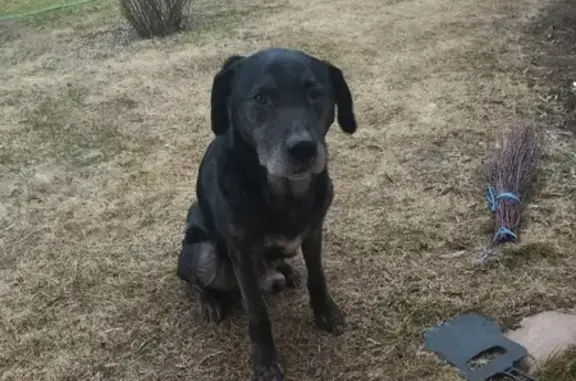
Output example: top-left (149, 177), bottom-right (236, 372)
top-left (177, 47), bottom-right (357, 381)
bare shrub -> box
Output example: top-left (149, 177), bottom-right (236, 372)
top-left (119, 0), bottom-right (190, 39)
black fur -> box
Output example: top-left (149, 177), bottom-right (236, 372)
top-left (177, 47), bottom-right (357, 381)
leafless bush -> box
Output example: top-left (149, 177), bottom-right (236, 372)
top-left (119, 0), bottom-right (190, 39)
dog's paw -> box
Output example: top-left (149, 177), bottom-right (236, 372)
top-left (253, 362), bottom-right (284, 381)
top-left (313, 299), bottom-right (347, 335)
top-left (198, 292), bottom-right (225, 324)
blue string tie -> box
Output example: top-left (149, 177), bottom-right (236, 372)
top-left (485, 185), bottom-right (521, 243)
top-left (485, 185), bottom-right (520, 212)
top-left (494, 227), bottom-right (517, 242)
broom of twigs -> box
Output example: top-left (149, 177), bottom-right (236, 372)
top-left (478, 124), bottom-right (542, 263)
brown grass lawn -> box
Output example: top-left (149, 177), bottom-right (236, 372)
top-left (1, 0), bottom-right (575, 380)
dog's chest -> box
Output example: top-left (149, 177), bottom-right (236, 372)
top-left (263, 234), bottom-right (303, 257)
top-left (245, 174), bottom-right (331, 258)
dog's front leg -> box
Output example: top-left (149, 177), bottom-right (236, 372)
top-left (231, 250), bottom-right (283, 381)
top-left (301, 225), bottom-right (346, 335)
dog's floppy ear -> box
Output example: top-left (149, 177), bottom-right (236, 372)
top-left (325, 62), bottom-right (357, 134)
top-left (210, 55), bottom-right (244, 135)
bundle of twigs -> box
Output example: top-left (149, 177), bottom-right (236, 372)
top-left (484, 124), bottom-right (541, 246)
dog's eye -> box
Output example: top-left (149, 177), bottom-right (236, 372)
top-left (308, 88), bottom-right (324, 101)
top-left (253, 93), bottom-right (271, 106)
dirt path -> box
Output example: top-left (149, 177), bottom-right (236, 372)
top-left (1, 0), bottom-right (575, 380)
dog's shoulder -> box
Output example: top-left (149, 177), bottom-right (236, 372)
top-left (197, 135), bottom-right (233, 176)
top-left (197, 135), bottom-right (259, 207)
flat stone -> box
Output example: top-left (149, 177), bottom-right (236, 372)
top-left (505, 310), bottom-right (576, 370)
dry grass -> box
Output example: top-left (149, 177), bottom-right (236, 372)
top-left (535, 345), bottom-right (576, 381)
top-left (1, 0), bottom-right (575, 380)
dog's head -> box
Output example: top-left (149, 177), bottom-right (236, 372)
top-left (210, 48), bottom-right (357, 180)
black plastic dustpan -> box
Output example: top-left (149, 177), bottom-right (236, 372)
top-left (423, 313), bottom-right (535, 381)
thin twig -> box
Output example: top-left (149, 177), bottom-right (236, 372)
top-left (194, 351), bottom-right (223, 371)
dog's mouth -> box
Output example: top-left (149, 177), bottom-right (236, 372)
top-left (266, 162), bottom-right (316, 181)
top-left (285, 171), bottom-right (311, 181)
top-left (287, 161), bottom-right (316, 178)
top-left (260, 143), bottom-right (326, 180)
top-left (270, 154), bottom-right (317, 180)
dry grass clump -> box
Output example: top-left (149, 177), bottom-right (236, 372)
top-left (119, 0), bottom-right (190, 38)
top-left (534, 346), bottom-right (576, 381)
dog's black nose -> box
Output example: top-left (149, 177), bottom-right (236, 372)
top-left (286, 138), bottom-right (317, 160)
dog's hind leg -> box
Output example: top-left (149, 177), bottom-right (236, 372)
top-left (178, 240), bottom-right (236, 323)
top-left (178, 205), bottom-right (237, 324)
